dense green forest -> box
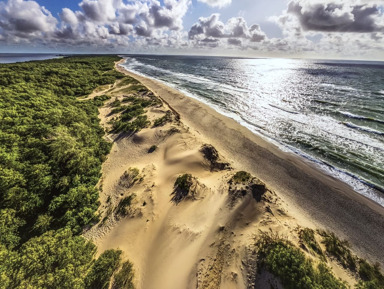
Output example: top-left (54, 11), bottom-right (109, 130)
top-left (0, 56), bottom-right (131, 288)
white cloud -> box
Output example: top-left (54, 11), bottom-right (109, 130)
top-left (197, 0), bottom-right (231, 8)
top-left (0, 0), bottom-right (57, 37)
top-left (0, 0), bottom-right (383, 58)
top-left (188, 13), bottom-right (266, 49)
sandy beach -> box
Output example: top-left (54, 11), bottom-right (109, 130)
top-left (115, 60), bottom-right (384, 259)
top-left (83, 59), bottom-right (384, 289)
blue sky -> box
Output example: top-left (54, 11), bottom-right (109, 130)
top-left (0, 0), bottom-right (383, 60)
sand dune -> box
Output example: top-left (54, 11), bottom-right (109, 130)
top-left (84, 60), bottom-right (384, 289)
top-left (115, 62), bottom-right (384, 266)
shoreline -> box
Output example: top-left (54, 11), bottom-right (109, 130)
top-left (118, 58), bottom-right (384, 204)
top-left (116, 59), bottom-right (384, 266)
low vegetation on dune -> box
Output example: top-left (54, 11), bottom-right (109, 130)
top-left (119, 167), bottom-right (141, 188)
top-left (108, 88), bottom-right (162, 134)
top-left (148, 145), bottom-right (157, 153)
top-left (317, 230), bottom-right (384, 288)
top-left (318, 230), bottom-right (357, 270)
top-left (200, 144), bottom-right (230, 171)
top-left (153, 110), bottom-right (172, 127)
top-left (0, 56), bottom-right (135, 288)
top-left (256, 231), bottom-right (348, 289)
top-left (115, 194), bottom-right (136, 217)
top-left (171, 174), bottom-right (197, 204)
top-left (112, 261), bottom-right (135, 289)
top-left (299, 228), bottom-right (325, 260)
top-left (228, 171), bottom-right (267, 204)
top-left (256, 229), bottom-right (384, 289)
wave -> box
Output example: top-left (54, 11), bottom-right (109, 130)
top-left (343, 122), bottom-right (384, 136)
top-left (320, 83), bottom-right (359, 92)
top-left (269, 104), bottom-right (298, 114)
top-left (313, 99), bottom-right (340, 106)
top-left (123, 57), bottom-right (248, 94)
top-left (339, 111), bottom-right (384, 125)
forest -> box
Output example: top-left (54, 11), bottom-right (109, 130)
top-left (0, 56), bottom-right (132, 288)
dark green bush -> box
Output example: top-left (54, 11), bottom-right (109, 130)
top-left (85, 249), bottom-right (122, 289)
top-left (256, 232), bottom-right (347, 289)
top-left (148, 145), bottom-right (157, 153)
top-left (299, 228), bottom-right (324, 258)
top-left (231, 171), bottom-right (252, 184)
top-left (112, 261), bottom-right (135, 289)
top-left (153, 111), bottom-right (172, 127)
top-left (171, 174), bottom-right (195, 204)
top-left (318, 230), bottom-right (357, 270)
top-left (115, 195), bottom-right (135, 216)
top-left (93, 95), bottom-right (111, 107)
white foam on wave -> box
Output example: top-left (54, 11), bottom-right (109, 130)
top-left (124, 57), bottom-right (248, 94)
top-left (343, 122), bottom-right (384, 136)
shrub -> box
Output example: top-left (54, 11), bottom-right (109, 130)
top-left (200, 144), bottom-right (230, 171)
top-left (110, 99), bottom-right (121, 107)
top-left (318, 230), bottom-right (357, 270)
top-left (112, 261), bottom-right (135, 289)
top-left (115, 195), bottom-right (135, 216)
top-left (357, 259), bottom-right (384, 287)
top-left (93, 95), bottom-right (111, 107)
top-left (299, 228), bottom-right (324, 258)
top-left (230, 171), bottom-right (251, 184)
top-left (153, 111), bottom-right (172, 127)
top-left (171, 174), bottom-right (195, 204)
top-left (85, 249), bottom-right (122, 289)
top-left (148, 145), bottom-right (157, 153)
top-left (256, 232), bottom-right (348, 289)
top-left (119, 168), bottom-right (140, 188)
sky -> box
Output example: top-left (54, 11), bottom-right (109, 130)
top-left (0, 0), bottom-right (383, 60)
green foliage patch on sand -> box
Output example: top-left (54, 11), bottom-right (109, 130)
top-left (112, 261), bottom-right (135, 289)
top-left (256, 232), bottom-right (348, 289)
top-left (230, 171), bottom-right (252, 184)
top-left (171, 174), bottom-right (196, 204)
top-left (318, 230), bottom-right (384, 288)
top-left (109, 89), bottom-right (160, 134)
top-left (299, 228), bottom-right (325, 259)
top-left (153, 110), bottom-right (172, 127)
top-left (0, 56), bottom-right (135, 288)
top-left (318, 230), bottom-right (357, 270)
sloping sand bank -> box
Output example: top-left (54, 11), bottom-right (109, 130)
top-left (115, 62), bottom-right (384, 268)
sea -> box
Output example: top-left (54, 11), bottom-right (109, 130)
top-left (120, 55), bottom-right (384, 206)
top-left (0, 53), bottom-right (61, 63)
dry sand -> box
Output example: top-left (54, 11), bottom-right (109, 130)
top-left (84, 59), bottom-right (384, 289)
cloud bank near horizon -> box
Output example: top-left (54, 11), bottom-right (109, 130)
top-left (0, 0), bottom-right (383, 59)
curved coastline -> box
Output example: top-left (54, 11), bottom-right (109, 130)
top-left (116, 59), bottom-right (384, 266)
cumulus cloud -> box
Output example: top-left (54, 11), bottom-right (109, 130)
top-left (188, 13), bottom-right (266, 48)
top-left (0, 0), bottom-right (383, 58)
top-left (287, 1), bottom-right (384, 33)
top-left (80, 0), bottom-right (119, 22)
top-left (196, 0), bottom-right (231, 8)
top-left (0, 0), bottom-right (57, 37)
top-left (265, 0), bottom-right (384, 59)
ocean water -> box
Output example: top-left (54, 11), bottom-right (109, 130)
top-left (120, 55), bottom-right (384, 206)
top-left (0, 53), bottom-right (60, 63)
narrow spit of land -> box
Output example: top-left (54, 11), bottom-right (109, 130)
top-left (82, 58), bottom-right (384, 289)
top-left (115, 61), bottom-right (384, 268)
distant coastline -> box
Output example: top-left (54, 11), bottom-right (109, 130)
top-left (0, 53), bottom-right (62, 63)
